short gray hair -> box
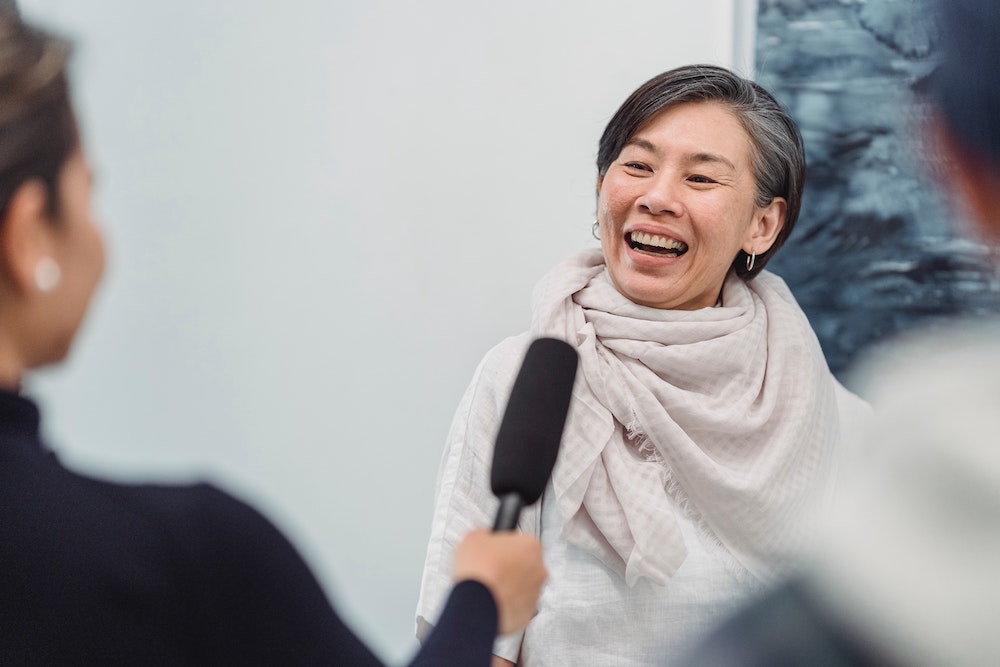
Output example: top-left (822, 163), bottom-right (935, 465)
top-left (596, 64), bottom-right (805, 279)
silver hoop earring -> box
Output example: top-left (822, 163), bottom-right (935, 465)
top-left (592, 219), bottom-right (600, 240)
top-left (35, 257), bottom-right (61, 292)
top-left (745, 250), bottom-right (756, 272)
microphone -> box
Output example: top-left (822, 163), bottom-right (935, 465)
top-left (490, 337), bottom-right (578, 531)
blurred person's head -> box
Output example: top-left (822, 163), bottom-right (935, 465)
top-left (0, 8), bottom-right (105, 384)
top-left (929, 0), bottom-right (1000, 237)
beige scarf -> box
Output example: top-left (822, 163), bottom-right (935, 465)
top-left (532, 248), bottom-right (841, 586)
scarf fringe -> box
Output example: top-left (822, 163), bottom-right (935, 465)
top-left (627, 416), bottom-right (761, 586)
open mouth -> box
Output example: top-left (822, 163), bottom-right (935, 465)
top-left (626, 231), bottom-right (688, 257)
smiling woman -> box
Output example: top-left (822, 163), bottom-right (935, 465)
top-left (416, 64), bottom-right (871, 667)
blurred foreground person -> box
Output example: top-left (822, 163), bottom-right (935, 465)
top-left (679, 1), bottom-right (1000, 665)
top-left (0, 9), bottom-right (545, 665)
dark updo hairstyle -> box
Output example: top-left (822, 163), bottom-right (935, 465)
top-left (0, 7), bottom-right (76, 220)
top-left (596, 64), bottom-right (805, 280)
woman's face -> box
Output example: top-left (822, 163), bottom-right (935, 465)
top-left (45, 146), bottom-right (106, 363)
top-left (597, 100), bottom-right (784, 310)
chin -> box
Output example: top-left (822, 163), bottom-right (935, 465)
top-left (32, 336), bottom-right (76, 371)
top-left (614, 278), bottom-right (677, 309)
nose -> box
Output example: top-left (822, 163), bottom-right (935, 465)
top-left (637, 174), bottom-right (683, 216)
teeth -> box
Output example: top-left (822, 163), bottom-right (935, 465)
top-left (629, 231), bottom-right (687, 252)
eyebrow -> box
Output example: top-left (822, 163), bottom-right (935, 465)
top-left (624, 138), bottom-right (737, 172)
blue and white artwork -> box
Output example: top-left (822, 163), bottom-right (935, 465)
top-left (757, 0), bottom-right (1000, 380)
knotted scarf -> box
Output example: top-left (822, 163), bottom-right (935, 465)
top-left (532, 248), bottom-right (840, 586)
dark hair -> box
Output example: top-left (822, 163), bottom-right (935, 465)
top-left (930, 0), bottom-right (1000, 167)
top-left (0, 8), bottom-right (77, 220)
top-left (596, 64), bottom-right (805, 279)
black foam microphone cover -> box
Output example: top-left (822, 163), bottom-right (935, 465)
top-left (490, 337), bottom-right (578, 530)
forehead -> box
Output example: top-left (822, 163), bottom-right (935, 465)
top-left (628, 101), bottom-right (753, 168)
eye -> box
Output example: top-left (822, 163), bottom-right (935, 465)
top-left (687, 174), bottom-right (717, 184)
top-left (622, 161), bottom-right (652, 173)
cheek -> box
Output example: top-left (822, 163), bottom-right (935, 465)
top-left (597, 186), bottom-right (630, 226)
top-left (88, 223), bottom-right (107, 283)
top-left (598, 196), bottom-right (612, 224)
top-left (77, 190), bottom-right (105, 273)
top-left (67, 219), bottom-right (106, 288)
top-left (700, 198), bottom-right (755, 242)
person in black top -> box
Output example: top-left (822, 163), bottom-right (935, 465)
top-left (0, 8), bottom-right (546, 665)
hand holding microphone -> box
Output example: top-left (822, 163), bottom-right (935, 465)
top-left (452, 529), bottom-right (547, 635)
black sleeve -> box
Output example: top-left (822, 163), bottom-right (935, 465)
top-left (181, 485), bottom-right (500, 666)
top-left (408, 580), bottom-right (498, 667)
top-left (182, 484), bottom-right (386, 665)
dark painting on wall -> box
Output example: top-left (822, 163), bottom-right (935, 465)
top-left (756, 0), bottom-right (1000, 384)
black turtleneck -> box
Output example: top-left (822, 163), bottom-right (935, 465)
top-left (0, 390), bottom-right (497, 666)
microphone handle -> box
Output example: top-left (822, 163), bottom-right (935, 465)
top-left (492, 493), bottom-right (525, 531)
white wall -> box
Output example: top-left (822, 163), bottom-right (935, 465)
top-left (19, 0), bottom-right (751, 661)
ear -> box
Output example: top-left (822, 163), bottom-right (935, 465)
top-left (0, 180), bottom-right (57, 295)
top-left (744, 196), bottom-right (786, 255)
top-left (932, 117), bottom-right (1000, 239)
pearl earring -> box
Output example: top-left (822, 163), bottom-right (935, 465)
top-left (35, 257), bottom-right (61, 292)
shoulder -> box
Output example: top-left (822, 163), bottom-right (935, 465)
top-left (478, 333), bottom-right (534, 377)
top-left (460, 333), bottom-right (535, 412)
top-left (79, 480), bottom-right (317, 593)
top-left (133, 483), bottom-right (351, 661)
top-left (444, 333), bottom-right (537, 463)
top-left (19, 468), bottom-right (259, 557)
top-left (136, 483), bottom-right (320, 591)
top-left (853, 320), bottom-right (1000, 434)
top-left (1, 473), bottom-right (345, 662)
top-left (806, 322), bottom-right (1000, 665)
top-left (831, 320), bottom-right (1000, 494)
top-left (142, 483), bottom-right (285, 555)
top-left (831, 373), bottom-right (872, 428)
top-left (81, 478), bottom-right (273, 550)
top-left (90, 480), bottom-right (334, 615)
